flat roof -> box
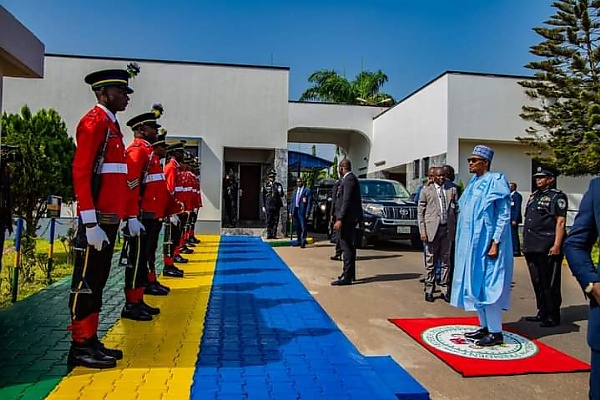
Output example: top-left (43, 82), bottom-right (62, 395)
top-left (45, 53), bottom-right (290, 71)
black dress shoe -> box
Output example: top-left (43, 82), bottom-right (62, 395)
top-left (330, 255), bottom-right (342, 261)
top-left (524, 314), bottom-right (545, 322)
top-left (68, 341), bottom-right (116, 369)
top-left (476, 332), bottom-right (504, 347)
top-left (186, 242), bottom-right (196, 247)
top-left (331, 279), bottom-right (352, 286)
top-left (163, 266), bottom-right (184, 278)
top-left (173, 255), bottom-right (188, 263)
top-left (464, 327), bottom-right (489, 340)
top-left (540, 318), bottom-right (560, 328)
top-left (144, 282), bottom-right (169, 296)
top-left (121, 303), bottom-right (153, 321)
top-left (425, 293), bottom-right (435, 303)
top-left (139, 300), bottom-right (160, 315)
top-left (441, 293), bottom-right (451, 303)
top-left (179, 246), bottom-right (194, 254)
top-left (419, 277), bottom-right (426, 283)
top-left (91, 336), bottom-right (123, 360)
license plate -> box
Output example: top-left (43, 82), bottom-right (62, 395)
top-left (396, 226), bottom-right (410, 234)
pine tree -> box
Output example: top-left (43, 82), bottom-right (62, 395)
top-left (520, 0), bottom-right (600, 175)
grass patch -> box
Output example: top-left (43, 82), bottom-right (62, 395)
top-left (1, 236), bottom-right (124, 309)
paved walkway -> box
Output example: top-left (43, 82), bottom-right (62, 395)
top-left (0, 236), bottom-right (426, 400)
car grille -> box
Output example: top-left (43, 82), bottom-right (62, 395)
top-left (383, 206), bottom-right (417, 220)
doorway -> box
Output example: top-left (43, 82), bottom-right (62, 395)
top-left (239, 164), bottom-right (262, 221)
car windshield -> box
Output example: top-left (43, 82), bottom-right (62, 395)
top-left (360, 180), bottom-right (411, 200)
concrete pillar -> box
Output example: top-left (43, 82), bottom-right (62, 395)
top-left (274, 147), bottom-right (288, 238)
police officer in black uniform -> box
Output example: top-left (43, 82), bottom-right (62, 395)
top-left (223, 169), bottom-right (239, 227)
top-left (262, 169), bottom-right (284, 239)
top-left (523, 167), bottom-right (567, 327)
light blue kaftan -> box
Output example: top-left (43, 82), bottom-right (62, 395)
top-left (450, 171), bottom-right (514, 311)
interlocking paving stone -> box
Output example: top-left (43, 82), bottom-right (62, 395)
top-left (190, 236), bottom-right (403, 400)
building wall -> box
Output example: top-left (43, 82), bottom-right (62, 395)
top-left (370, 75), bottom-right (449, 174)
top-left (2, 55), bottom-right (289, 233)
top-left (447, 73), bottom-right (535, 174)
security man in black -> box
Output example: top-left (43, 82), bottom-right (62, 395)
top-left (262, 169), bottom-right (284, 239)
top-left (523, 167), bottom-right (567, 328)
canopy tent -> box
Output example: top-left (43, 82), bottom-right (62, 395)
top-left (288, 150), bottom-right (333, 173)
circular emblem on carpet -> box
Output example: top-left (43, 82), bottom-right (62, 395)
top-left (421, 325), bottom-right (538, 360)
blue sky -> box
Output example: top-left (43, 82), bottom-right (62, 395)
top-left (2, 0), bottom-right (554, 158)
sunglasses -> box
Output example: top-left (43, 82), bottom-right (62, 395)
top-left (467, 157), bottom-right (485, 164)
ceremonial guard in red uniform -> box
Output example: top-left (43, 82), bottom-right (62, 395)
top-left (163, 142), bottom-right (188, 275)
top-left (122, 105), bottom-right (179, 321)
top-left (177, 159), bottom-right (195, 254)
top-left (68, 66), bottom-right (138, 369)
top-left (186, 160), bottom-right (202, 246)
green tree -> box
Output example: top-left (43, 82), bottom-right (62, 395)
top-left (299, 69), bottom-right (396, 105)
top-left (519, 0), bottom-right (600, 175)
top-left (1, 106), bottom-right (76, 244)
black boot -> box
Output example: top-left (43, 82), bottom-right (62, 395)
top-left (174, 255), bottom-right (188, 263)
top-left (163, 265), bottom-right (184, 277)
top-left (138, 300), bottom-right (160, 315)
top-left (91, 335), bottom-right (123, 360)
top-left (155, 280), bottom-right (171, 292)
top-left (68, 340), bottom-right (116, 369)
top-left (179, 246), bottom-right (194, 254)
top-left (121, 302), bottom-right (152, 321)
top-left (144, 282), bottom-right (169, 296)
top-left (464, 327), bottom-right (489, 340)
top-left (190, 236), bottom-right (200, 244)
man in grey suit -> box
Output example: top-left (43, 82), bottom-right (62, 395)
top-left (418, 167), bottom-right (458, 302)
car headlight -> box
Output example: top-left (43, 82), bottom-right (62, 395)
top-left (362, 203), bottom-right (384, 216)
top-left (320, 204), bottom-right (327, 211)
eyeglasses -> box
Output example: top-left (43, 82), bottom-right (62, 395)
top-left (467, 157), bottom-right (485, 164)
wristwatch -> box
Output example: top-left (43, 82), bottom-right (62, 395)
top-left (585, 282), bottom-right (597, 294)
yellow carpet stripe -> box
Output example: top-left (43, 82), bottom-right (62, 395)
top-left (45, 235), bottom-right (220, 400)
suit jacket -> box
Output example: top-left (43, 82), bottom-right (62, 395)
top-left (564, 178), bottom-right (600, 350)
top-left (418, 183), bottom-right (458, 242)
top-left (510, 190), bottom-right (523, 224)
top-left (337, 172), bottom-right (362, 225)
top-left (289, 186), bottom-right (312, 218)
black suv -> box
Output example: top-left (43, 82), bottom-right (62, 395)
top-left (308, 179), bottom-right (336, 233)
top-left (357, 178), bottom-right (420, 248)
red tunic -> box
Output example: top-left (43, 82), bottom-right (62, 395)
top-left (72, 105), bottom-right (128, 223)
top-left (125, 138), bottom-right (180, 219)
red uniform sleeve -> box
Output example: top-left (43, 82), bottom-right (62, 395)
top-left (164, 160), bottom-right (176, 194)
top-left (72, 113), bottom-right (108, 215)
top-left (125, 144), bottom-right (147, 218)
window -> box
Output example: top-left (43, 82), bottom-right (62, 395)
top-left (423, 157), bottom-right (430, 178)
top-left (413, 159), bottom-right (420, 180)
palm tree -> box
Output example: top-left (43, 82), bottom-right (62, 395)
top-left (299, 69), bottom-right (395, 105)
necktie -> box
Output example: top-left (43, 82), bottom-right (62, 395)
top-left (439, 187), bottom-right (447, 224)
top-left (296, 188), bottom-right (302, 207)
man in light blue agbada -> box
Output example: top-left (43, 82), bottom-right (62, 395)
top-left (451, 145), bottom-right (513, 346)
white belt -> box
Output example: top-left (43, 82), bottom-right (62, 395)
top-left (184, 187), bottom-right (193, 192)
top-left (100, 163), bottom-right (128, 174)
top-left (174, 186), bottom-right (185, 192)
top-left (144, 173), bottom-right (165, 183)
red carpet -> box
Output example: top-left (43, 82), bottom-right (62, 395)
top-left (389, 316), bottom-right (590, 377)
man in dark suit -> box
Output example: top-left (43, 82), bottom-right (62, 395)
top-left (289, 177), bottom-right (312, 248)
top-left (331, 159), bottom-right (362, 286)
top-left (510, 182), bottom-right (523, 256)
top-left (329, 178), bottom-right (343, 260)
top-left (564, 179), bottom-right (600, 400)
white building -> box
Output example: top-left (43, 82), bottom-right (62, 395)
top-left (2, 55), bottom-right (592, 232)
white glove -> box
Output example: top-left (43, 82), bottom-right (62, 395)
top-left (86, 225), bottom-right (110, 251)
top-left (128, 218), bottom-right (145, 236)
top-left (170, 215), bottom-right (180, 226)
top-left (262, 207), bottom-right (266, 213)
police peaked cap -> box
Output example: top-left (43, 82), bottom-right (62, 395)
top-left (84, 69), bottom-right (134, 93)
top-left (267, 168), bottom-right (277, 176)
top-left (532, 167), bottom-right (556, 178)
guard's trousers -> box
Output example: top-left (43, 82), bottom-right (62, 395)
top-left (126, 219), bottom-right (159, 290)
top-left (525, 252), bottom-right (563, 321)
